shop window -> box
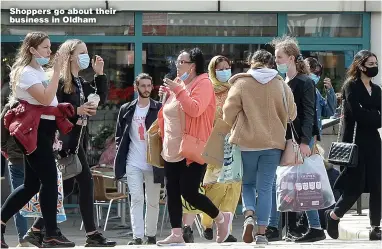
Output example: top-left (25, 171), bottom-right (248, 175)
top-left (142, 13), bottom-right (277, 36)
top-left (288, 14), bottom-right (362, 37)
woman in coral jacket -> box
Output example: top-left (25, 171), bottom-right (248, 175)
top-left (201, 55), bottom-right (241, 243)
top-left (156, 48), bottom-right (233, 246)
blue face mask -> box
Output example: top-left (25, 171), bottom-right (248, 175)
top-left (34, 51), bottom-right (49, 66)
top-left (179, 72), bottom-right (190, 81)
top-left (215, 69), bottom-right (232, 83)
top-left (77, 54), bottom-right (90, 70)
top-left (277, 63), bottom-right (289, 74)
top-left (310, 73), bottom-right (320, 85)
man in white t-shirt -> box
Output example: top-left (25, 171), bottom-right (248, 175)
top-left (114, 73), bottom-right (163, 245)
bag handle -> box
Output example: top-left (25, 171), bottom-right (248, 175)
top-left (74, 77), bottom-right (86, 155)
top-left (280, 81), bottom-right (299, 142)
top-left (337, 99), bottom-right (357, 143)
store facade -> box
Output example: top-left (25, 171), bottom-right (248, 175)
top-left (1, 0), bottom-right (380, 166)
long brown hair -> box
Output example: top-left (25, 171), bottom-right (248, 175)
top-left (345, 50), bottom-right (378, 84)
top-left (271, 35), bottom-right (310, 75)
top-left (9, 32), bottom-right (49, 98)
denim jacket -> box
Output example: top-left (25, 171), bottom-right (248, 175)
top-left (316, 87), bottom-right (337, 136)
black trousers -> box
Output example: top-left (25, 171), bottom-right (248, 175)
top-left (164, 159), bottom-right (219, 228)
top-left (34, 125), bottom-right (96, 233)
top-left (1, 120), bottom-right (59, 236)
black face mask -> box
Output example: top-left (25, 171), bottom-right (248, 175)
top-left (364, 66), bottom-right (379, 78)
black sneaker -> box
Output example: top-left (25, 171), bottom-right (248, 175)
top-left (85, 231), bottom-right (116, 247)
top-left (325, 210), bottom-right (339, 239)
top-left (144, 236), bottom-right (156, 245)
top-left (203, 228), bottom-right (213, 240)
top-left (183, 226), bottom-right (194, 243)
top-left (224, 234), bottom-right (237, 242)
top-left (127, 238), bottom-right (142, 245)
top-left (294, 228), bottom-right (326, 243)
top-left (265, 226), bottom-right (280, 242)
top-left (369, 227), bottom-right (381, 241)
top-left (1, 224), bottom-right (8, 249)
top-left (23, 228), bottom-right (44, 248)
top-left (42, 230), bottom-right (75, 248)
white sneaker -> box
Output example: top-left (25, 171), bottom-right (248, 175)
top-left (242, 216), bottom-right (256, 243)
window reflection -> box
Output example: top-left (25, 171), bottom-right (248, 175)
top-left (143, 13), bottom-right (277, 36)
top-left (288, 14), bottom-right (362, 37)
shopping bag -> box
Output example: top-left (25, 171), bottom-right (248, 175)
top-left (147, 119), bottom-right (165, 168)
top-left (182, 184), bottom-right (206, 214)
top-left (201, 119), bottom-right (231, 168)
top-left (217, 134), bottom-right (243, 183)
top-left (275, 154), bottom-right (335, 212)
top-left (19, 168), bottom-right (67, 223)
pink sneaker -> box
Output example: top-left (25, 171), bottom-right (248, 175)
top-left (156, 233), bottom-right (185, 246)
top-left (215, 212), bottom-right (233, 243)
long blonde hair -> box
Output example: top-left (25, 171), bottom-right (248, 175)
top-left (9, 32), bottom-right (49, 99)
top-left (54, 39), bottom-right (84, 94)
top-left (271, 35), bottom-right (310, 75)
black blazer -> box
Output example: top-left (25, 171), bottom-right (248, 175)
top-left (334, 78), bottom-right (381, 193)
top-left (114, 99), bottom-right (164, 184)
top-left (286, 74), bottom-right (320, 145)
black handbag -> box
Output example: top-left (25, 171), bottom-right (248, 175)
top-left (328, 101), bottom-right (358, 167)
top-left (56, 124), bottom-right (84, 180)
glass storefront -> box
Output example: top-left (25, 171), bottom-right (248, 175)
top-left (1, 11), bottom-right (370, 167)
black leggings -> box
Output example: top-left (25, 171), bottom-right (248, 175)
top-left (164, 159), bottom-right (219, 228)
top-left (1, 120), bottom-right (59, 236)
top-left (33, 125), bottom-right (96, 233)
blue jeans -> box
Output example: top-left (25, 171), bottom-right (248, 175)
top-left (8, 164), bottom-right (28, 242)
top-left (241, 149), bottom-right (282, 226)
top-left (268, 174), bottom-right (322, 229)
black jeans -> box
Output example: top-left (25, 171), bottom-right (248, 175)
top-left (34, 125), bottom-right (96, 233)
top-left (333, 190), bottom-right (381, 226)
top-left (1, 120), bottom-right (59, 236)
top-left (164, 159), bottom-right (219, 229)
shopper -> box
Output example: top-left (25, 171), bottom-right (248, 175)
top-left (201, 55), bottom-right (241, 243)
top-left (114, 73), bottom-right (163, 245)
top-left (156, 48), bottom-right (232, 246)
top-left (26, 39), bottom-right (115, 247)
top-left (267, 36), bottom-right (326, 243)
top-left (0, 31), bottom-right (75, 248)
top-left (223, 50), bottom-right (297, 245)
top-left (326, 50), bottom-right (381, 241)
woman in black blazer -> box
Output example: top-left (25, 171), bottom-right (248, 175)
top-left (326, 50), bottom-right (381, 241)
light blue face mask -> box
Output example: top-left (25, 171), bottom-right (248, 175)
top-left (77, 54), bottom-right (90, 70)
top-left (180, 72), bottom-right (190, 81)
top-left (34, 51), bottom-right (49, 66)
top-left (310, 73), bottom-right (321, 85)
top-left (277, 63), bottom-right (289, 74)
top-left (215, 69), bottom-right (232, 82)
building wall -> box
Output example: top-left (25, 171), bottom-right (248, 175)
top-left (371, 12), bottom-right (381, 84)
top-left (0, 0), bottom-right (370, 12)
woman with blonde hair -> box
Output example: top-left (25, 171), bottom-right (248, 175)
top-left (0, 32), bottom-right (75, 248)
top-left (23, 39), bottom-right (116, 247)
top-left (201, 55), bottom-right (241, 243)
top-left (267, 36), bottom-right (326, 243)
top-left (223, 50), bottom-right (297, 245)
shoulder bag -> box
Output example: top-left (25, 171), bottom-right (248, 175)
top-left (327, 100), bottom-right (358, 167)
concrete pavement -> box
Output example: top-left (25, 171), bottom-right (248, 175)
top-left (2, 207), bottom-right (380, 248)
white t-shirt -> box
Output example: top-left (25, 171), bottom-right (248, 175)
top-left (126, 103), bottom-right (152, 171)
top-left (16, 66), bottom-right (58, 119)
